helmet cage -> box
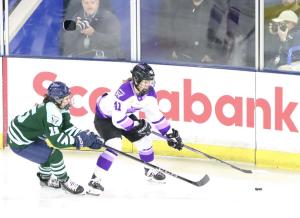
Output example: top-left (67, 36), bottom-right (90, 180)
top-left (131, 63), bottom-right (155, 96)
top-left (47, 81), bottom-right (72, 109)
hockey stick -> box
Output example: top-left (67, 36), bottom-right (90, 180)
top-left (102, 144), bottom-right (210, 187)
top-left (151, 131), bottom-right (253, 174)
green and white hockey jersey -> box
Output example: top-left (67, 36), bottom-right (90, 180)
top-left (7, 102), bottom-right (81, 149)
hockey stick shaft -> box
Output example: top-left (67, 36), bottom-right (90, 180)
top-left (152, 131), bottom-right (252, 174)
top-left (102, 144), bottom-right (209, 187)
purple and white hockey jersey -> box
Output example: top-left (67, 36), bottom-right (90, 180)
top-left (95, 80), bottom-right (171, 135)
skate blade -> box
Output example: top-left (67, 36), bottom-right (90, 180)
top-left (86, 188), bottom-right (103, 196)
top-left (61, 189), bottom-right (86, 195)
top-left (40, 182), bottom-right (61, 189)
top-left (61, 187), bottom-right (86, 195)
top-left (146, 177), bottom-right (166, 184)
top-left (40, 184), bottom-right (62, 189)
top-left (40, 185), bottom-right (61, 189)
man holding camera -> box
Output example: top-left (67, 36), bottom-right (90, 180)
top-left (62, 0), bottom-right (121, 59)
top-left (266, 10), bottom-right (300, 69)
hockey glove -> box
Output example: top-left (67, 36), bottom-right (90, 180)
top-left (166, 128), bottom-right (183, 150)
top-left (131, 119), bottom-right (152, 138)
top-left (89, 136), bottom-right (104, 150)
top-left (75, 130), bottom-right (103, 150)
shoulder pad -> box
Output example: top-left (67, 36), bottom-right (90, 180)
top-left (46, 102), bottom-right (63, 126)
top-left (147, 86), bottom-right (157, 98)
top-left (115, 82), bottom-right (134, 101)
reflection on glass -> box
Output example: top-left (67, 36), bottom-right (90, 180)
top-left (9, 0), bottom-right (62, 56)
top-left (8, 0), bottom-right (130, 60)
top-left (264, 0), bottom-right (300, 72)
top-left (8, 0), bottom-right (22, 14)
top-left (141, 0), bottom-right (255, 68)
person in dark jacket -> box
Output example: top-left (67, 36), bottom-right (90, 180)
top-left (171, 0), bottom-right (215, 64)
top-left (266, 10), bottom-right (300, 69)
top-left (62, 0), bottom-right (121, 59)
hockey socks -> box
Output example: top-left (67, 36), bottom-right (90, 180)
top-left (87, 149), bottom-right (118, 195)
top-left (39, 149), bottom-right (84, 194)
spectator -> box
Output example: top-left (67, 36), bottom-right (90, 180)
top-left (265, 10), bottom-right (300, 69)
top-left (171, 0), bottom-right (215, 64)
top-left (264, 0), bottom-right (300, 64)
top-left (61, 0), bottom-right (121, 59)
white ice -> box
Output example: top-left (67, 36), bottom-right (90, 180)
top-left (1, 148), bottom-right (299, 218)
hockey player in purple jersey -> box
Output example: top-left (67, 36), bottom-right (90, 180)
top-left (87, 63), bottom-right (183, 195)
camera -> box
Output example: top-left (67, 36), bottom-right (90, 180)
top-left (63, 20), bottom-right (76, 31)
top-left (76, 18), bottom-right (90, 30)
top-left (63, 18), bottom-right (90, 31)
top-left (269, 21), bottom-right (288, 34)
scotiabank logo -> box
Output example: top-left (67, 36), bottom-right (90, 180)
top-left (33, 72), bottom-right (298, 132)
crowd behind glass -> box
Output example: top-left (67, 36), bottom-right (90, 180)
top-left (4, 0), bottom-right (300, 73)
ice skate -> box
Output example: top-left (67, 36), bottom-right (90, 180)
top-left (61, 177), bottom-right (85, 194)
top-left (86, 174), bottom-right (104, 196)
top-left (37, 172), bottom-right (61, 189)
top-left (144, 167), bottom-right (166, 183)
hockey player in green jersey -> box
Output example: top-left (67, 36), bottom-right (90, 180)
top-left (7, 81), bottom-right (104, 194)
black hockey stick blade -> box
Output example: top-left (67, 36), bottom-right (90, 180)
top-left (194, 174), bottom-right (210, 187)
top-left (157, 166), bottom-right (210, 187)
top-left (102, 144), bottom-right (209, 187)
top-left (151, 131), bottom-right (252, 174)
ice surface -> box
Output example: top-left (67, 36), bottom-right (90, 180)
top-left (1, 148), bottom-right (299, 218)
